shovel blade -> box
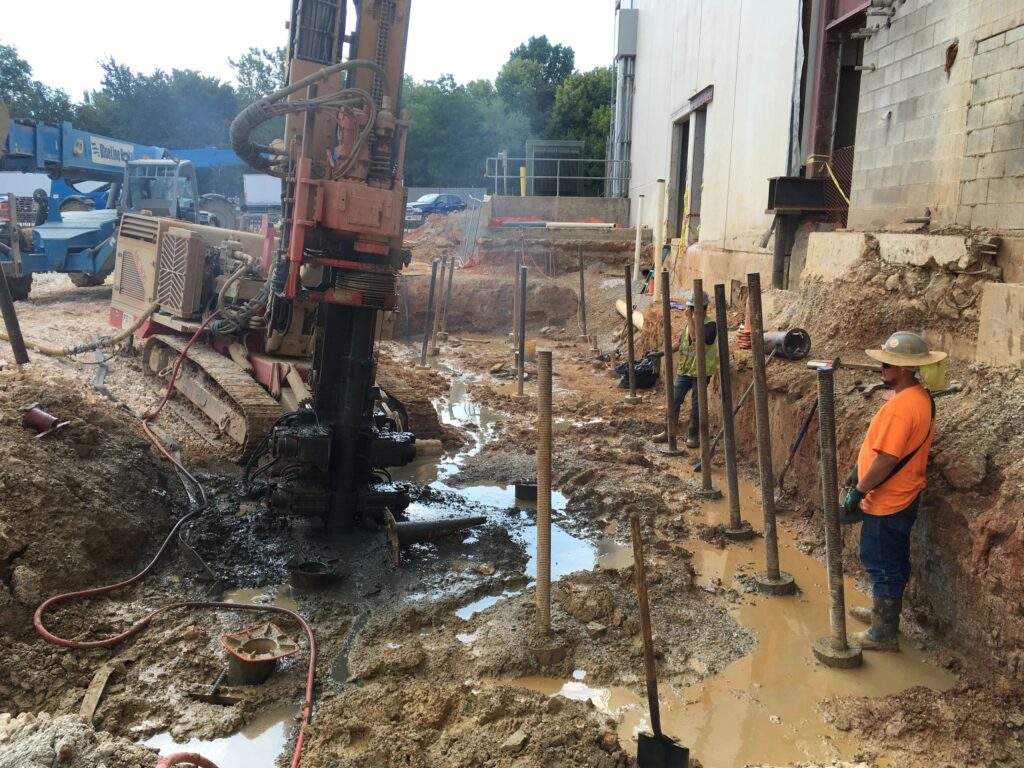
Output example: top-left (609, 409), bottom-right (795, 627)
top-left (637, 732), bottom-right (689, 768)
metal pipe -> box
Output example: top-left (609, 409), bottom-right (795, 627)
top-left (692, 278), bottom-right (719, 498)
top-left (659, 270), bottom-right (683, 456)
top-left (516, 265), bottom-right (528, 399)
top-left (536, 349), bottom-right (553, 636)
top-left (440, 249), bottom-right (457, 339)
top-left (714, 283), bottom-right (753, 539)
top-left (632, 194), bottom-right (644, 282)
top-left (623, 265), bottom-right (641, 405)
top-left (630, 512), bottom-right (661, 734)
top-left (429, 254), bottom-right (447, 355)
top-left (749, 272), bottom-right (795, 594)
top-left (419, 259), bottom-right (439, 366)
top-left (653, 179), bottom-right (666, 300)
top-left (577, 245), bottom-right (589, 342)
top-left (512, 231), bottom-right (523, 343)
top-left (812, 365), bottom-right (863, 668)
top-left (0, 265), bottom-right (29, 365)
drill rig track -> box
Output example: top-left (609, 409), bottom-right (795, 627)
top-left (142, 335), bottom-right (284, 459)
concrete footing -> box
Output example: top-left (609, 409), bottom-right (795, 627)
top-left (724, 522), bottom-right (756, 541)
top-left (755, 570), bottom-right (796, 595)
top-left (812, 636), bottom-right (863, 668)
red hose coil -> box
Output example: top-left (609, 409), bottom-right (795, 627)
top-left (32, 311), bottom-right (316, 768)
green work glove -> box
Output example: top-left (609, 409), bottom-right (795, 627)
top-left (843, 487), bottom-right (865, 516)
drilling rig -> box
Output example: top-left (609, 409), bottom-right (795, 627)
top-left (108, 0), bottom-right (416, 531)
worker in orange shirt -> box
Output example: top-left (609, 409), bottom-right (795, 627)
top-left (842, 331), bottom-right (946, 652)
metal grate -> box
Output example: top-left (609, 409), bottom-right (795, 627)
top-left (157, 233), bottom-right (190, 313)
top-left (118, 252), bottom-right (146, 300)
top-left (823, 145), bottom-right (854, 228)
top-left (119, 214), bottom-right (160, 243)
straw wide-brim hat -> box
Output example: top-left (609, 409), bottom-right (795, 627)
top-left (865, 331), bottom-right (947, 367)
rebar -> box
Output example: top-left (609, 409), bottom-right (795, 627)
top-left (419, 259), bottom-right (439, 366)
top-left (659, 270), bottom-right (683, 456)
top-left (429, 254), bottom-right (447, 355)
top-left (749, 272), bottom-right (795, 594)
top-left (692, 278), bottom-right (719, 497)
top-left (714, 283), bottom-right (751, 538)
top-left (623, 265), bottom-right (640, 405)
top-left (577, 245), bottom-right (589, 342)
top-left (516, 265), bottom-right (528, 398)
top-left (812, 365), bottom-right (863, 667)
top-left (536, 349), bottom-right (553, 635)
top-left (632, 194), bottom-right (644, 282)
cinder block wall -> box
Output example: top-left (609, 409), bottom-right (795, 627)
top-left (848, 0), bottom-right (1024, 232)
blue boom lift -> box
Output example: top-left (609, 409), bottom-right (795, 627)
top-left (0, 100), bottom-right (244, 299)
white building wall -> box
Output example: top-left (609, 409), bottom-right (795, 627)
top-left (625, 0), bottom-right (801, 283)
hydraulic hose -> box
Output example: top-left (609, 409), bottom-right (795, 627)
top-left (33, 309), bottom-right (317, 768)
top-left (0, 300), bottom-right (159, 357)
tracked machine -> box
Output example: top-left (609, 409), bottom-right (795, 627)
top-left (109, 0), bottom-right (416, 530)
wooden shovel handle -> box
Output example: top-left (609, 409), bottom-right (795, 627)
top-left (631, 512), bottom-right (662, 737)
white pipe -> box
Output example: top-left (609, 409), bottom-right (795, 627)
top-left (633, 194), bottom-right (644, 282)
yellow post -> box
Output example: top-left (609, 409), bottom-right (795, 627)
top-left (520, 166), bottom-right (527, 197)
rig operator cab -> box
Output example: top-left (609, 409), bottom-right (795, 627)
top-left (120, 159), bottom-right (200, 223)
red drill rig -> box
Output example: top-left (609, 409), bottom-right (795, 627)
top-left (108, 0), bottom-right (417, 531)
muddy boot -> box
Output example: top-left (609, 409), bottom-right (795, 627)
top-left (852, 596), bottom-right (901, 651)
top-left (652, 430), bottom-right (669, 444)
top-left (848, 606), bottom-right (872, 623)
top-left (685, 424), bottom-right (699, 449)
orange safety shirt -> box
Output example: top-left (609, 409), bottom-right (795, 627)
top-left (856, 384), bottom-right (934, 516)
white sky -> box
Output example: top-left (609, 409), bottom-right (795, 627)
top-left (3, 0), bottom-right (615, 103)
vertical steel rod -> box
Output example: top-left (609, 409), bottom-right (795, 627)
top-left (536, 349), bottom-right (553, 635)
top-left (812, 364), bottom-right (863, 668)
top-left (440, 248), bottom-right (457, 336)
top-left (749, 272), bottom-right (795, 594)
top-left (653, 179), bottom-right (666, 300)
top-left (659, 270), bottom-right (682, 455)
top-left (419, 259), bottom-right (439, 366)
top-left (577, 245), bottom-right (589, 342)
top-left (512, 231), bottom-right (523, 343)
top-left (692, 278), bottom-right (719, 497)
top-left (714, 283), bottom-right (751, 538)
top-left (516, 265), bottom-right (528, 398)
top-left (632, 194), bottom-right (644, 282)
top-left (0, 268), bottom-right (29, 365)
top-left (623, 265), bottom-right (640, 405)
top-left (429, 254), bottom-right (447, 355)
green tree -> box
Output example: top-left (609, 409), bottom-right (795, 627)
top-left (509, 36), bottom-right (575, 87)
top-left (545, 66), bottom-right (613, 158)
top-left (403, 74), bottom-right (529, 188)
top-left (0, 43), bottom-right (74, 123)
top-left (229, 47), bottom-right (286, 104)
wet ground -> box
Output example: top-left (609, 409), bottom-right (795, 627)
top-left (1, 275), bottom-right (1013, 768)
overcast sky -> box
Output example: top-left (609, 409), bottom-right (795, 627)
top-left (4, 0), bottom-right (616, 103)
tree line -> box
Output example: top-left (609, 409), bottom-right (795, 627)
top-left (0, 36), bottom-right (610, 193)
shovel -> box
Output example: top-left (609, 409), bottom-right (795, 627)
top-left (631, 512), bottom-right (690, 768)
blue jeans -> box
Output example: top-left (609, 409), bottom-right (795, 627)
top-left (859, 496), bottom-right (920, 598)
top-left (671, 375), bottom-right (700, 434)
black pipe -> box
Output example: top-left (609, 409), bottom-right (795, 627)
top-left (0, 268), bottom-right (29, 364)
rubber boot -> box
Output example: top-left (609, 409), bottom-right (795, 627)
top-left (685, 423), bottom-right (699, 449)
top-left (849, 605), bottom-right (872, 623)
top-left (852, 596), bottom-right (901, 651)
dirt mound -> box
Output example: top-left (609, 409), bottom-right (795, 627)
top-left (405, 211), bottom-right (468, 264)
top-left (0, 711), bottom-right (155, 768)
top-left (820, 680), bottom-right (1024, 767)
top-left (298, 678), bottom-right (635, 768)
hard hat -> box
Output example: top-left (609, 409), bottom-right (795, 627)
top-left (865, 331), bottom-right (947, 367)
top-left (685, 289), bottom-right (710, 308)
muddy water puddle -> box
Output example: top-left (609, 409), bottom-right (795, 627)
top-left (142, 704), bottom-right (294, 767)
top-left (507, 469), bottom-right (957, 768)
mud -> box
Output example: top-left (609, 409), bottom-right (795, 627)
top-left (0, 247), bottom-right (1021, 768)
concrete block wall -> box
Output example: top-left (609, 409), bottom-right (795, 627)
top-left (848, 0), bottom-right (1024, 232)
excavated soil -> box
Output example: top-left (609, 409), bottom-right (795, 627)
top-left (0, 232), bottom-right (1020, 768)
